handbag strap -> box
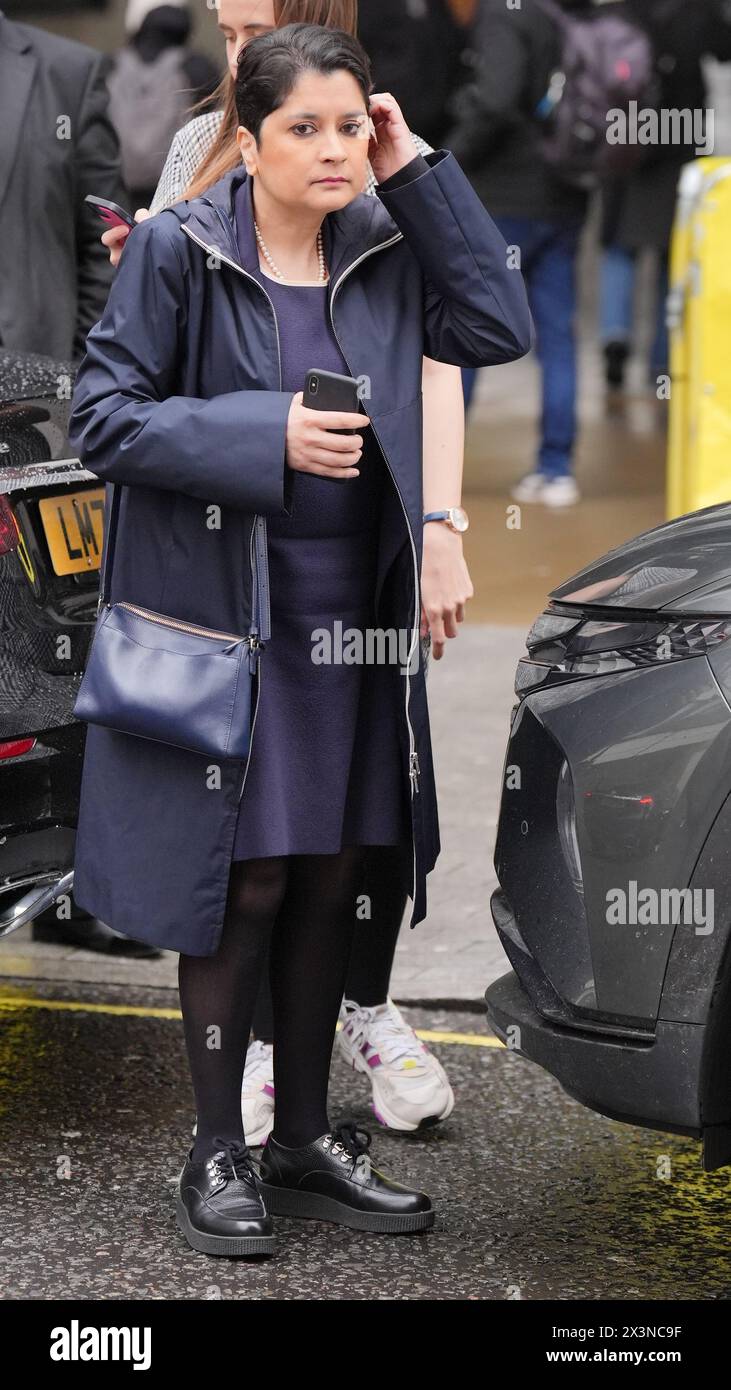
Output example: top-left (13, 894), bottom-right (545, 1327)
top-left (98, 481), bottom-right (121, 609)
top-left (97, 482), bottom-right (266, 637)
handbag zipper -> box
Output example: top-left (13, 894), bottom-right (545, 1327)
top-left (114, 601), bottom-right (251, 644)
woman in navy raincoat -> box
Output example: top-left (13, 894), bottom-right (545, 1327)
top-left (69, 24), bottom-right (532, 1255)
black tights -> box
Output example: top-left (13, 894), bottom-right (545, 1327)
top-left (178, 846), bottom-right (367, 1160)
top-left (251, 843), bottom-right (408, 1043)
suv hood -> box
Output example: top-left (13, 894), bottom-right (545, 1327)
top-left (550, 503), bottom-right (731, 613)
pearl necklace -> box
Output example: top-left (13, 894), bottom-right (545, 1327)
top-left (253, 219), bottom-right (328, 283)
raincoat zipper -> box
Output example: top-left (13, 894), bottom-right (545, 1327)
top-left (326, 232), bottom-right (422, 910)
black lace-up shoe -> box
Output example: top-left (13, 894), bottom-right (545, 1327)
top-left (176, 1136), bottom-right (276, 1257)
top-left (258, 1121), bottom-right (434, 1233)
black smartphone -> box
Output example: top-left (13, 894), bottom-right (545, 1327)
top-left (85, 194), bottom-right (136, 231)
top-left (304, 369), bottom-right (362, 435)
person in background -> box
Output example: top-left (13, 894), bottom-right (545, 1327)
top-left (357, 0), bottom-right (470, 150)
top-left (600, 0), bottom-right (731, 392)
top-left (0, 6), bottom-right (125, 361)
top-left (444, 0), bottom-right (596, 508)
top-left (0, 8), bottom-right (159, 955)
top-left (107, 1), bottom-right (220, 213)
top-left (97, 0), bottom-right (472, 1140)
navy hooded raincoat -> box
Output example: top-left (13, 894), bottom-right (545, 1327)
top-left (68, 149), bottom-right (532, 956)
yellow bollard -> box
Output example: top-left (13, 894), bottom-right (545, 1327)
top-left (667, 156), bottom-right (731, 518)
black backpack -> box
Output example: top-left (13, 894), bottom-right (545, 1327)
top-left (534, 0), bottom-right (660, 187)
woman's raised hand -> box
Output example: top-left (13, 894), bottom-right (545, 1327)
top-left (102, 208), bottom-right (151, 268)
top-left (368, 92), bottom-right (421, 184)
top-left (285, 391), bottom-right (369, 479)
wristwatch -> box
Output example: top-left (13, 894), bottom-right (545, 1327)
top-left (422, 507), bottom-right (469, 534)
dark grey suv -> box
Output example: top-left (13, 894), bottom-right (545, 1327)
top-left (486, 504), bottom-right (731, 1172)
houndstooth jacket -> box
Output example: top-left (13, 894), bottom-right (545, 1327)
top-left (149, 110), bottom-right (433, 672)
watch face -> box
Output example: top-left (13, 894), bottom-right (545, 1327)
top-left (450, 507), bottom-right (469, 533)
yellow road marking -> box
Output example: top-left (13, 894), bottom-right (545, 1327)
top-left (0, 992), bottom-right (504, 1046)
top-left (0, 993), bottom-right (181, 1020)
top-left (409, 1027), bottom-right (504, 1048)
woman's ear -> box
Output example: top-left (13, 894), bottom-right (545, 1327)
top-left (236, 125), bottom-right (258, 176)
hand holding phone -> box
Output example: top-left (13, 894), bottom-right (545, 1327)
top-left (286, 370), bottom-right (369, 479)
top-left (304, 369), bottom-right (362, 434)
top-left (85, 194), bottom-right (136, 231)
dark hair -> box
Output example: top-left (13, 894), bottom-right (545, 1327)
top-left (235, 23), bottom-right (372, 143)
top-left (180, 3), bottom-right (359, 202)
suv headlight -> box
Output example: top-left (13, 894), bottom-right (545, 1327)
top-left (515, 606), bottom-right (731, 698)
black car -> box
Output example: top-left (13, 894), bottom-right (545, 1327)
top-left (486, 504), bottom-right (731, 1172)
top-left (0, 349), bottom-right (104, 937)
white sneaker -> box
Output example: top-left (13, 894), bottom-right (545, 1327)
top-left (337, 997), bottom-right (455, 1132)
top-left (190, 1038), bottom-right (275, 1146)
top-left (510, 471), bottom-right (547, 503)
top-left (540, 474), bottom-right (580, 507)
top-left (510, 472), bottom-right (580, 506)
top-left (241, 1038), bottom-right (275, 1148)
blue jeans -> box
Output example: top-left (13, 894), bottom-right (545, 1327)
top-left (600, 245), bottom-right (669, 378)
top-left (462, 216), bottom-right (582, 478)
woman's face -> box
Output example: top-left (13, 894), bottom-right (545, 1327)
top-left (218, 0), bottom-right (277, 81)
top-left (237, 68), bottom-right (370, 213)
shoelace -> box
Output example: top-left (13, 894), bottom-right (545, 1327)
top-left (207, 1136), bottom-right (257, 1186)
top-left (327, 1121), bottom-right (373, 1179)
top-left (343, 999), bottom-right (427, 1071)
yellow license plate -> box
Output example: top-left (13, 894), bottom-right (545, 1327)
top-left (38, 487), bottom-right (106, 576)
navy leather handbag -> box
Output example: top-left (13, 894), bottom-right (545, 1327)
top-left (73, 482), bottom-right (270, 760)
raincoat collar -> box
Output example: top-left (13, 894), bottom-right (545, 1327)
top-left (168, 163), bottom-right (402, 291)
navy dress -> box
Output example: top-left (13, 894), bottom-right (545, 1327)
top-left (231, 200), bottom-right (410, 861)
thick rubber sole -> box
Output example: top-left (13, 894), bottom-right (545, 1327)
top-left (175, 1198), bottom-right (276, 1257)
top-left (370, 1086), bottom-right (455, 1133)
top-left (259, 1183), bottom-right (435, 1233)
top-left (339, 1039), bottom-right (455, 1133)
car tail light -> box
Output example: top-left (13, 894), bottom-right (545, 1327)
top-left (0, 737), bottom-right (36, 760)
top-left (0, 495), bottom-right (20, 556)
top-left (515, 606), bottom-right (731, 697)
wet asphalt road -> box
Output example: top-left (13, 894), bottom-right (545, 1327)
top-left (1, 979), bottom-right (730, 1302)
